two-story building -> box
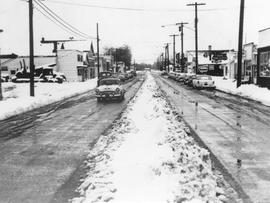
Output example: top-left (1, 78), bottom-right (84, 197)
top-left (57, 49), bottom-right (88, 82)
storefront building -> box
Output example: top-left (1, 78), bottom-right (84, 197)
top-left (257, 28), bottom-right (270, 88)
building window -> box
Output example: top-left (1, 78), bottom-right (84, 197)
top-left (10, 70), bottom-right (16, 75)
top-left (259, 51), bottom-right (270, 77)
top-left (77, 68), bottom-right (82, 76)
top-left (1, 66), bottom-right (8, 71)
top-left (77, 54), bottom-right (83, 62)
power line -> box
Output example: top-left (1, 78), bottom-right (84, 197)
top-left (33, 0), bottom-right (95, 39)
top-left (45, 0), bottom-right (230, 13)
top-left (35, 0), bottom-right (92, 38)
top-left (34, 0), bottom-right (88, 39)
top-left (34, 6), bottom-right (86, 38)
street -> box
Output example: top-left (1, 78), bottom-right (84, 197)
top-left (154, 72), bottom-right (270, 203)
top-left (0, 75), bottom-right (145, 203)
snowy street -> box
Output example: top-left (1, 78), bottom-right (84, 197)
top-left (0, 75), bottom-right (144, 203)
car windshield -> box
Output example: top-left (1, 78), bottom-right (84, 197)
top-left (100, 79), bottom-right (120, 86)
top-left (198, 76), bottom-right (212, 80)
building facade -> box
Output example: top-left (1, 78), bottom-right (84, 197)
top-left (57, 49), bottom-right (88, 82)
top-left (186, 49), bottom-right (234, 76)
top-left (257, 28), bottom-right (270, 88)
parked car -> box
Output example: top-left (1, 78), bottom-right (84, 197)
top-left (175, 73), bottom-right (187, 82)
top-left (1, 74), bottom-right (10, 82)
top-left (97, 71), bottom-right (112, 86)
top-left (160, 71), bottom-right (167, 76)
top-left (118, 73), bottom-right (126, 82)
top-left (95, 78), bottom-right (126, 102)
top-left (168, 71), bottom-right (177, 79)
top-left (131, 70), bottom-right (137, 77)
top-left (184, 74), bottom-right (197, 86)
top-left (192, 75), bottom-right (215, 89)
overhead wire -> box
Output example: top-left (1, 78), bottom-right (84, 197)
top-left (35, 0), bottom-right (93, 38)
top-left (34, 5), bottom-right (85, 38)
top-left (44, 0), bottom-right (231, 13)
top-left (33, 0), bottom-right (96, 39)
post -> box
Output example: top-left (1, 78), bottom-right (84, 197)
top-left (167, 44), bottom-right (170, 72)
top-left (170, 34), bottom-right (179, 71)
top-left (237, 0), bottom-right (245, 88)
top-left (187, 2), bottom-right (206, 75)
top-left (177, 22), bottom-right (188, 72)
top-left (195, 3), bottom-right (198, 75)
top-left (29, 0), bottom-right (34, 96)
top-left (96, 23), bottom-right (100, 75)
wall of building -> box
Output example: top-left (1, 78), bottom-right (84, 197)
top-left (259, 28), bottom-right (270, 48)
top-left (57, 50), bottom-right (84, 81)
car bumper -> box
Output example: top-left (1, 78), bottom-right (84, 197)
top-left (96, 93), bottom-right (122, 98)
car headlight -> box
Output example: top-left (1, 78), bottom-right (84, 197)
top-left (95, 89), bottom-right (100, 94)
top-left (115, 88), bottom-right (120, 93)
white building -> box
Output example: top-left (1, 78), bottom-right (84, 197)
top-left (57, 49), bottom-right (87, 82)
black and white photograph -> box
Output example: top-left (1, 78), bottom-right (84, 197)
top-left (0, 0), bottom-right (270, 202)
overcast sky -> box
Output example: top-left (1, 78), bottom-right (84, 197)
top-left (1, 0), bottom-right (270, 63)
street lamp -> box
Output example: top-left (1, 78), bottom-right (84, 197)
top-left (0, 29), bottom-right (4, 101)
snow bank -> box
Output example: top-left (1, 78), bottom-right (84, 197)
top-left (0, 79), bottom-right (97, 120)
top-left (72, 73), bottom-right (227, 203)
top-left (212, 77), bottom-right (270, 106)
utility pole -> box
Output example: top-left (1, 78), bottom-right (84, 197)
top-left (0, 29), bottom-right (3, 101)
top-left (187, 2), bottom-right (206, 74)
top-left (169, 34), bottom-right (179, 71)
top-left (29, 0), bottom-right (34, 96)
top-left (164, 47), bottom-right (167, 71)
top-left (237, 0), bottom-right (245, 88)
top-left (96, 23), bottom-right (100, 75)
top-left (165, 43), bottom-right (170, 72)
top-left (176, 22), bottom-right (188, 72)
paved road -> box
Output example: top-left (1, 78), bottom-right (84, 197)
top-left (154, 73), bottom-right (270, 203)
top-left (0, 74), bottom-right (145, 203)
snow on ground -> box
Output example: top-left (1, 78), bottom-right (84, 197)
top-left (0, 79), bottom-right (97, 120)
top-left (212, 76), bottom-right (270, 106)
top-left (72, 73), bottom-right (229, 203)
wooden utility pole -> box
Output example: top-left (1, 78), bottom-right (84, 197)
top-left (166, 43), bottom-right (170, 72)
top-left (169, 34), bottom-right (179, 71)
top-left (29, 0), bottom-right (34, 96)
top-left (96, 23), bottom-right (100, 75)
top-left (187, 2), bottom-right (206, 74)
top-left (237, 0), bottom-right (245, 88)
top-left (176, 22), bottom-right (188, 72)
top-left (0, 29), bottom-right (3, 101)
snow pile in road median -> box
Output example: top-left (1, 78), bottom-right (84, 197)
top-left (72, 73), bottom-right (226, 203)
top-left (0, 78), bottom-right (97, 120)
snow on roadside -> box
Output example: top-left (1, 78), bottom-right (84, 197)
top-left (72, 73), bottom-right (228, 203)
top-left (0, 79), bottom-right (97, 120)
top-left (212, 76), bottom-right (270, 106)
